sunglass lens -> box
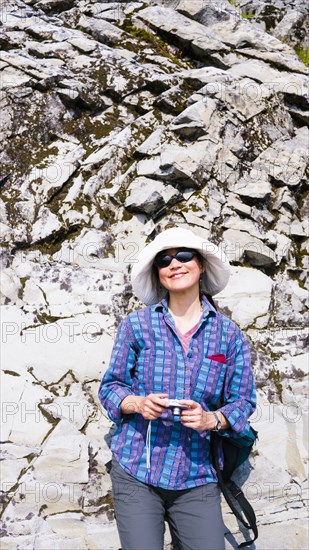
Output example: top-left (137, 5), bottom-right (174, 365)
top-left (175, 251), bottom-right (196, 263)
top-left (155, 254), bottom-right (172, 268)
top-left (155, 250), bottom-right (196, 268)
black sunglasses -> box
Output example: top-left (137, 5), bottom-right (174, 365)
top-left (154, 249), bottom-right (197, 268)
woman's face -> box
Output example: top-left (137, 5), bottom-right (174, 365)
top-left (156, 248), bottom-right (203, 296)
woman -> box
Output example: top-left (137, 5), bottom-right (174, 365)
top-left (98, 226), bottom-right (256, 550)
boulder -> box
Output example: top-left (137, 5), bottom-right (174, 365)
top-left (154, 85), bottom-right (189, 114)
top-left (273, 9), bottom-right (309, 48)
top-left (22, 141), bottom-right (85, 203)
top-left (273, 187), bottom-right (298, 213)
top-left (175, 0), bottom-right (237, 26)
top-left (223, 228), bottom-right (277, 267)
top-left (133, 139), bottom-right (211, 188)
top-left (0, 66), bottom-right (32, 89)
top-left (216, 265), bottom-right (273, 328)
top-left (251, 126), bottom-right (309, 187)
top-left (289, 218), bottom-right (307, 237)
top-left (233, 47), bottom-right (308, 73)
top-left (272, 275), bottom-right (308, 327)
top-left (0, 513), bottom-right (54, 541)
top-left (212, 77), bottom-right (272, 122)
top-left (0, 458), bottom-right (29, 491)
top-left (171, 98), bottom-right (217, 138)
top-left (78, 16), bottom-right (129, 47)
top-left (239, 0), bottom-right (309, 50)
top-left (31, 208), bottom-right (63, 243)
top-left (209, 14), bottom-right (308, 73)
top-left (0, 50), bottom-right (66, 82)
top-left (137, 5), bottom-right (229, 65)
top-left (34, 0), bottom-right (75, 15)
top-left (124, 176), bottom-right (182, 215)
top-left (134, 126), bottom-right (166, 157)
top-left (33, 420), bottom-right (89, 484)
top-left (180, 66), bottom-right (234, 90)
top-left (2, 302), bottom-right (115, 384)
top-left (226, 193), bottom-right (252, 217)
top-left (1, 371), bottom-right (54, 446)
top-left (160, 141), bottom-right (214, 187)
top-left (0, 269), bottom-right (21, 304)
top-left (232, 174), bottom-right (272, 201)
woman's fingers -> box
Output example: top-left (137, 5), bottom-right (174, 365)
top-left (146, 404), bottom-right (165, 415)
top-left (179, 399), bottom-right (199, 409)
top-left (180, 401), bottom-right (202, 416)
top-left (181, 414), bottom-right (202, 423)
top-left (147, 394), bottom-right (169, 410)
top-left (150, 394), bottom-right (169, 405)
top-left (180, 404), bottom-right (207, 430)
top-left (141, 393), bottom-right (169, 419)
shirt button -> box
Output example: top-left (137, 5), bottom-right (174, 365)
top-left (187, 353), bottom-right (192, 359)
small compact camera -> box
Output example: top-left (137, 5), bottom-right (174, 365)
top-left (164, 398), bottom-right (188, 418)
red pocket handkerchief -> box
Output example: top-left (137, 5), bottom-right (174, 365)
top-left (207, 354), bottom-right (227, 364)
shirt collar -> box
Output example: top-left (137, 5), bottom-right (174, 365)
top-left (154, 295), bottom-right (217, 318)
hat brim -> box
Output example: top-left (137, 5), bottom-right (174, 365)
top-left (131, 227), bottom-right (230, 305)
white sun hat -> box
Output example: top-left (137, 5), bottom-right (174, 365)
top-left (131, 227), bottom-right (230, 305)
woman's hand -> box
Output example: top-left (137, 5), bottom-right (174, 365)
top-left (179, 400), bottom-right (229, 431)
top-left (121, 394), bottom-right (169, 420)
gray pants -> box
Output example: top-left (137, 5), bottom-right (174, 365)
top-left (110, 459), bottom-right (226, 550)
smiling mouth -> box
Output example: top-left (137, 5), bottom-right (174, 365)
top-left (169, 273), bottom-right (187, 279)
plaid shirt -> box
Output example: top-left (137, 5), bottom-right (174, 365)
top-left (98, 296), bottom-right (256, 490)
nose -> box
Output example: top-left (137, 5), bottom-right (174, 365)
top-left (169, 258), bottom-right (182, 268)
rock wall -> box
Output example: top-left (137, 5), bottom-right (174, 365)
top-left (0, 1), bottom-right (308, 549)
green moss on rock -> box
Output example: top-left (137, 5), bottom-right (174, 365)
top-left (294, 45), bottom-right (309, 67)
top-left (268, 367), bottom-right (283, 402)
top-left (119, 18), bottom-right (190, 68)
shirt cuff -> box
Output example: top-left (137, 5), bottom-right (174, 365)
top-left (106, 387), bottom-right (135, 423)
top-left (219, 403), bottom-right (249, 434)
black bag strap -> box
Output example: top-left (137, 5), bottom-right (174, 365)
top-left (105, 459), bottom-right (112, 474)
top-left (211, 432), bottom-right (258, 548)
top-left (226, 480), bottom-right (258, 547)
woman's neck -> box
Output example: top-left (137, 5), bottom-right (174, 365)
top-left (168, 292), bottom-right (202, 318)
top-left (168, 292), bottom-right (203, 334)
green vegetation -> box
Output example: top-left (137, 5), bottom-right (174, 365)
top-left (120, 18), bottom-right (188, 68)
top-left (294, 45), bottom-right (309, 67)
top-left (18, 277), bottom-right (29, 301)
top-left (122, 20), bottom-right (160, 42)
top-left (268, 367), bottom-right (283, 402)
top-left (228, 1), bottom-right (256, 21)
top-left (121, 210), bottom-right (133, 221)
top-left (36, 312), bottom-right (63, 324)
top-left (241, 12), bottom-right (256, 19)
top-left (61, 106), bottom-right (122, 147)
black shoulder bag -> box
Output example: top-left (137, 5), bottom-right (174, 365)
top-left (211, 425), bottom-right (258, 547)
top-left (204, 295), bottom-right (258, 546)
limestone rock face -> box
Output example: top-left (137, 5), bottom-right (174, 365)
top-left (1, 0), bottom-right (308, 548)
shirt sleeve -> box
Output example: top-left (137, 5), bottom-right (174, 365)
top-left (98, 316), bottom-right (138, 424)
top-left (219, 326), bottom-right (256, 435)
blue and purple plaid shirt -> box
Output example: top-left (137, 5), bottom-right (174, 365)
top-left (98, 296), bottom-right (256, 490)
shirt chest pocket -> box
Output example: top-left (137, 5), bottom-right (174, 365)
top-left (192, 357), bottom-right (227, 406)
